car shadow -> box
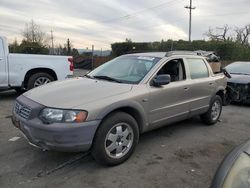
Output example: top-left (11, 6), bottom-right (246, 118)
top-left (10, 117), bottom-right (203, 176)
top-left (230, 101), bottom-right (250, 107)
top-left (0, 90), bottom-right (20, 100)
top-left (138, 117), bottom-right (203, 144)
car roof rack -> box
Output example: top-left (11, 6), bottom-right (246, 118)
top-left (165, 51), bottom-right (199, 57)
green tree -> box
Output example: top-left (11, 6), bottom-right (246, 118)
top-left (66, 38), bottom-right (72, 55)
top-left (71, 48), bottom-right (79, 57)
top-left (19, 40), bottom-right (49, 54)
top-left (9, 39), bottom-right (20, 53)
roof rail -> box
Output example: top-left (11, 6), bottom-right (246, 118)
top-left (165, 51), bottom-right (198, 57)
top-left (165, 50), bottom-right (220, 62)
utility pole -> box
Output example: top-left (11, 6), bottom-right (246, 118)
top-left (50, 30), bottom-right (54, 54)
top-left (91, 45), bottom-right (94, 70)
top-left (185, 0), bottom-right (196, 42)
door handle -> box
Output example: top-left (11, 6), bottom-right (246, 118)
top-left (0, 58), bottom-right (3, 61)
top-left (209, 83), bottom-right (214, 85)
top-left (184, 87), bottom-right (189, 91)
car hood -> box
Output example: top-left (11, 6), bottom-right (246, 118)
top-left (23, 77), bottom-right (132, 108)
top-left (227, 74), bottom-right (250, 84)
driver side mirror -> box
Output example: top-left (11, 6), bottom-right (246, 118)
top-left (222, 68), bottom-right (232, 79)
top-left (152, 74), bottom-right (171, 87)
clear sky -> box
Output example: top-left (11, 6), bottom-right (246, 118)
top-left (1, 0), bottom-right (250, 50)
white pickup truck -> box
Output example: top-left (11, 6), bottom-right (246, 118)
top-left (0, 36), bottom-right (73, 91)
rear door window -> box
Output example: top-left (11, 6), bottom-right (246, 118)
top-left (186, 58), bottom-right (209, 79)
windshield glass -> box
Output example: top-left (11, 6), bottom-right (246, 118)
top-left (88, 56), bottom-right (161, 84)
top-left (226, 62), bottom-right (250, 75)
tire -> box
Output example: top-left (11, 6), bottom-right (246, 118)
top-left (91, 112), bottom-right (139, 166)
top-left (200, 95), bottom-right (222, 125)
top-left (27, 72), bottom-right (54, 90)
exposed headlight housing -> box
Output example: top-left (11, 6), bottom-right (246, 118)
top-left (40, 108), bottom-right (88, 123)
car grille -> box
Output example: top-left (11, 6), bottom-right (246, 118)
top-left (14, 101), bottom-right (31, 120)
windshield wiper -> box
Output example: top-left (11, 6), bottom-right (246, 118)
top-left (84, 74), bottom-right (94, 79)
top-left (93, 75), bottom-right (122, 83)
top-left (230, 72), bottom-right (250, 75)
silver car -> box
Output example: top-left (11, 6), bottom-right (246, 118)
top-left (12, 52), bottom-right (227, 165)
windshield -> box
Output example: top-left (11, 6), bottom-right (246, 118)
top-left (226, 62), bottom-right (250, 75)
top-left (88, 56), bottom-right (161, 84)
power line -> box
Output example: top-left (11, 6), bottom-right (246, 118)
top-left (198, 11), bottom-right (250, 18)
top-left (67, 9), bottom-right (250, 48)
top-left (130, 10), bottom-right (250, 36)
top-left (101, 0), bottom-right (182, 23)
top-left (185, 0), bottom-right (196, 42)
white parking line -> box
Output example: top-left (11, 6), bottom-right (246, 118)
top-left (8, 136), bottom-right (21, 142)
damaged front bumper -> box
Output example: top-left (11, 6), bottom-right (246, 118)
top-left (226, 82), bottom-right (250, 104)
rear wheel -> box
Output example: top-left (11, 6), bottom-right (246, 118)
top-left (27, 73), bottom-right (54, 90)
top-left (91, 112), bottom-right (139, 166)
top-left (200, 95), bottom-right (222, 125)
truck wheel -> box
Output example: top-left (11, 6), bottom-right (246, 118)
top-left (27, 73), bottom-right (54, 89)
top-left (92, 112), bottom-right (139, 166)
top-left (200, 95), bottom-right (222, 125)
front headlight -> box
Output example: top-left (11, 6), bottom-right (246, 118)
top-left (222, 153), bottom-right (250, 188)
top-left (40, 108), bottom-right (88, 123)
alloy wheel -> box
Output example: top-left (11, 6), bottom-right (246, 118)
top-left (211, 100), bottom-right (221, 121)
top-left (104, 123), bottom-right (134, 159)
top-left (34, 77), bottom-right (51, 87)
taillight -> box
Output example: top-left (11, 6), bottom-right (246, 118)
top-left (68, 57), bottom-right (74, 71)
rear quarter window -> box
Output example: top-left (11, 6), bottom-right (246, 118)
top-left (186, 58), bottom-right (209, 79)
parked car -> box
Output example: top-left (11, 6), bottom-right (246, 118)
top-left (210, 139), bottom-right (250, 188)
top-left (12, 52), bottom-right (227, 165)
top-left (225, 61), bottom-right (250, 103)
top-left (0, 36), bottom-right (73, 92)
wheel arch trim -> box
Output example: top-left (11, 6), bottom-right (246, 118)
top-left (96, 100), bottom-right (148, 133)
top-left (23, 68), bottom-right (57, 88)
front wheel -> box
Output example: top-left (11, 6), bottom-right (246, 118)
top-left (91, 112), bottom-right (139, 166)
top-left (200, 95), bottom-right (222, 125)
